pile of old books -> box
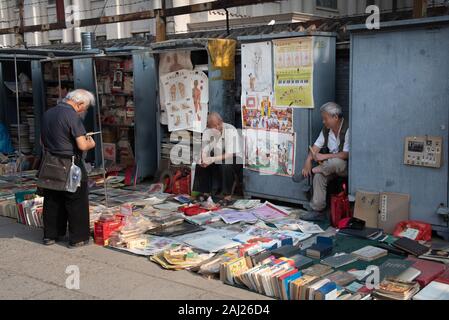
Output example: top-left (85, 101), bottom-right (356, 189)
top-left (150, 244), bottom-right (214, 270)
top-left (17, 196), bottom-right (44, 228)
top-left (373, 279), bottom-right (420, 300)
top-left (219, 254), bottom-right (375, 300)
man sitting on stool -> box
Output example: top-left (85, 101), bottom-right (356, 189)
top-left (300, 102), bottom-right (349, 221)
top-left (193, 112), bottom-right (242, 204)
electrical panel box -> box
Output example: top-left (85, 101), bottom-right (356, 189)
top-left (404, 136), bottom-right (443, 168)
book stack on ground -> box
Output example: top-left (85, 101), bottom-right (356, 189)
top-left (306, 237), bottom-right (333, 259)
top-left (419, 249), bottom-right (449, 264)
top-left (352, 246), bottom-right (388, 262)
top-left (406, 256), bottom-right (447, 287)
top-left (373, 279), bottom-right (420, 300)
top-left (377, 259), bottom-right (419, 282)
top-left (150, 244), bottom-right (213, 270)
top-left (392, 237), bottom-right (430, 256)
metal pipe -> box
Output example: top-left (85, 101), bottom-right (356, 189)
top-left (13, 54), bottom-right (22, 182)
top-left (224, 8), bottom-right (230, 35)
top-left (92, 61), bottom-right (109, 207)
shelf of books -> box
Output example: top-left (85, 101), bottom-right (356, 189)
top-left (42, 60), bottom-right (75, 110)
top-left (1, 60), bottom-right (36, 157)
top-left (95, 56), bottom-right (136, 173)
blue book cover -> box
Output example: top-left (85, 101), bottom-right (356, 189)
top-left (308, 243), bottom-right (333, 257)
top-left (282, 272), bottom-right (302, 300)
top-left (316, 282), bottom-right (337, 300)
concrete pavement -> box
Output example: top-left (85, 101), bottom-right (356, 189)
top-left (0, 216), bottom-right (269, 300)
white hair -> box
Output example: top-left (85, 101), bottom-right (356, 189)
top-left (320, 102), bottom-right (343, 118)
top-left (63, 89), bottom-right (95, 108)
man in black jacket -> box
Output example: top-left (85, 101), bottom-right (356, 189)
top-left (41, 89), bottom-right (96, 248)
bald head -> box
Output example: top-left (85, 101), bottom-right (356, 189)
top-left (207, 112), bottom-right (224, 132)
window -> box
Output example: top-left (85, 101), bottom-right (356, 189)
top-left (96, 35), bottom-right (107, 41)
top-left (49, 39), bottom-right (62, 44)
top-left (48, 0), bottom-right (56, 5)
top-left (132, 32), bottom-right (150, 40)
top-left (316, 0), bottom-right (338, 10)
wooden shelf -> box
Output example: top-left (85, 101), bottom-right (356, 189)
top-left (44, 79), bottom-right (74, 84)
top-left (102, 123), bottom-right (134, 128)
top-left (100, 92), bottom-right (133, 96)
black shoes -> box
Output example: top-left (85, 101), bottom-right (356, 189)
top-left (68, 240), bottom-right (90, 249)
top-left (43, 238), bottom-right (56, 246)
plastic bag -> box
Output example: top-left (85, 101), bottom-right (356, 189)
top-left (0, 123), bottom-right (14, 154)
top-left (65, 156), bottom-right (82, 193)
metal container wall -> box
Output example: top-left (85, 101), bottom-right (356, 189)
top-left (240, 34), bottom-right (337, 205)
top-left (132, 51), bottom-right (159, 179)
top-left (349, 17), bottom-right (449, 229)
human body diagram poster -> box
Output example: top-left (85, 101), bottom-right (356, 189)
top-left (244, 129), bottom-right (296, 177)
top-left (273, 37), bottom-right (314, 109)
top-left (241, 42), bottom-right (273, 93)
top-left (161, 70), bottom-right (208, 132)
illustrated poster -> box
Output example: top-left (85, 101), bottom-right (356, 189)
top-left (273, 37), bottom-right (314, 108)
top-left (244, 129), bottom-right (296, 177)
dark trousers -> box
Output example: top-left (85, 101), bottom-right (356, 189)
top-left (43, 179), bottom-right (90, 243)
top-left (193, 162), bottom-right (241, 196)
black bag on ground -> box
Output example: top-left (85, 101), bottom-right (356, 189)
top-left (37, 150), bottom-right (72, 191)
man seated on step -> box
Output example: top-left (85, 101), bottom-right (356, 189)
top-left (193, 112), bottom-right (242, 205)
top-left (300, 102), bottom-right (349, 221)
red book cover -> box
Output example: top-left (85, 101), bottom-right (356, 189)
top-left (406, 256), bottom-right (446, 287)
top-left (277, 269), bottom-right (299, 299)
top-left (435, 268), bottom-right (449, 285)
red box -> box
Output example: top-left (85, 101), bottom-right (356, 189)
top-left (94, 217), bottom-right (123, 246)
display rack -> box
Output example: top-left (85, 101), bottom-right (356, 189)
top-left (42, 60), bottom-right (75, 110)
top-left (95, 56), bottom-right (136, 170)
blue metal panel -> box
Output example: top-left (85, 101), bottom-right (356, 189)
top-left (133, 51), bottom-right (158, 179)
top-left (31, 60), bottom-right (44, 155)
top-left (243, 36), bottom-right (337, 204)
top-left (73, 58), bottom-right (98, 164)
top-left (208, 61), bottom-right (236, 125)
top-left (349, 26), bottom-right (449, 227)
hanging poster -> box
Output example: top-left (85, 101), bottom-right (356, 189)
top-left (241, 42), bottom-right (273, 93)
top-left (161, 70), bottom-right (195, 132)
top-left (191, 70), bottom-right (209, 133)
top-left (244, 129), bottom-right (296, 177)
top-left (273, 37), bottom-right (314, 108)
top-left (241, 93), bottom-right (293, 133)
top-left (159, 51), bottom-right (193, 126)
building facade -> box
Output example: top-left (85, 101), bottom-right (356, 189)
top-left (0, 0), bottom-right (445, 47)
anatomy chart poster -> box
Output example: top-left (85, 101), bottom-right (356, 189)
top-left (244, 129), bottom-right (296, 177)
top-left (241, 42), bottom-right (273, 94)
top-left (273, 37), bottom-right (314, 109)
top-left (161, 70), bottom-right (195, 132)
top-left (241, 93), bottom-right (293, 133)
top-left (161, 70), bottom-right (209, 132)
top-left (191, 70), bottom-right (209, 133)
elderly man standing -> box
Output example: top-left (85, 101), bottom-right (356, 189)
top-left (40, 89), bottom-right (96, 248)
top-left (301, 102), bottom-right (349, 221)
top-left (193, 112), bottom-right (242, 204)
